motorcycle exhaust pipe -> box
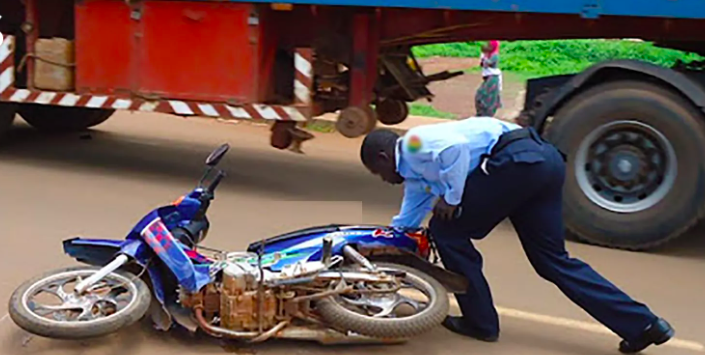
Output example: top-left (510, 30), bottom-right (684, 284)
top-left (193, 306), bottom-right (288, 342)
top-left (194, 306), bottom-right (259, 339)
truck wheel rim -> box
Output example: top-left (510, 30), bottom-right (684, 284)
top-left (575, 120), bottom-right (677, 213)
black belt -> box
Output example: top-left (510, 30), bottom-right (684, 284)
top-left (490, 127), bottom-right (537, 156)
top-left (478, 127), bottom-right (543, 175)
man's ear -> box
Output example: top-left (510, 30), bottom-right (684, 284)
top-left (377, 151), bottom-right (390, 163)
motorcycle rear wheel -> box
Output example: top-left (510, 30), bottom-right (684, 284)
top-left (8, 266), bottom-right (151, 339)
top-left (316, 262), bottom-right (449, 339)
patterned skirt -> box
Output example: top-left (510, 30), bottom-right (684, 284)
top-left (475, 75), bottom-right (502, 117)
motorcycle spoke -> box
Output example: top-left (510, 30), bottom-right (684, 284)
top-left (340, 293), bottom-right (413, 318)
top-left (369, 294), bottom-right (424, 318)
top-left (39, 281), bottom-right (71, 302)
top-left (396, 294), bottom-right (424, 311)
top-left (76, 304), bottom-right (96, 321)
top-left (105, 292), bottom-right (130, 308)
top-left (31, 303), bottom-right (81, 317)
top-left (371, 298), bottom-right (402, 318)
top-left (398, 284), bottom-right (429, 309)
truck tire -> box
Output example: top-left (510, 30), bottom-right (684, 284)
top-left (336, 106), bottom-right (377, 138)
top-left (19, 105), bottom-right (114, 132)
top-left (376, 99), bottom-right (409, 125)
top-left (545, 80), bottom-right (705, 250)
top-left (0, 103), bottom-right (17, 140)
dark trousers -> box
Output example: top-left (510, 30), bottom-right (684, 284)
top-left (429, 131), bottom-right (657, 341)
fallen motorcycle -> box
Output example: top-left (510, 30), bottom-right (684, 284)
top-left (8, 144), bottom-right (467, 344)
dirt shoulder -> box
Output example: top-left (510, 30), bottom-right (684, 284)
top-left (416, 57), bottom-right (525, 121)
top-left (305, 57), bottom-right (526, 134)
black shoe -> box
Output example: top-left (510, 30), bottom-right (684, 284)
top-left (619, 318), bottom-right (674, 354)
top-left (442, 316), bottom-right (499, 342)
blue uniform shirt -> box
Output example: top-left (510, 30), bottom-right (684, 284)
top-left (391, 117), bottom-right (522, 228)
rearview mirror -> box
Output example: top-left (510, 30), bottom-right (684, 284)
top-left (206, 143), bottom-right (230, 167)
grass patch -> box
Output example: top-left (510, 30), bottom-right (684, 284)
top-left (302, 120), bottom-right (336, 133)
top-left (413, 42), bottom-right (482, 58)
top-left (408, 103), bottom-right (457, 119)
top-left (413, 40), bottom-right (703, 79)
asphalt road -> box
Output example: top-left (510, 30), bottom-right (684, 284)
top-left (0, 112), bottom-right (703, 355)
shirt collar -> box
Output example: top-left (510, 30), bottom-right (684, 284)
top-left (395, 137), bottom-right (402, 172)
top-left (395, 137), bottom-right (416, 179)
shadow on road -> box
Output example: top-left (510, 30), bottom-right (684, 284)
top-left (2, 313), bottom-right (628, 355)
top-left (653, 221), bottom-right (705, 260)
top-left (1, 124), bottom-right (703, 261)
top-left (0, 125), bottom-right (401, 210)
top-left (3, 318), bottom-right (618, 355)
top-left (2, 319), bottom-right (434, 355)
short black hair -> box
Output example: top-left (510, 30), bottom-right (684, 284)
top-left (360, 129), bottom-right (400, 169)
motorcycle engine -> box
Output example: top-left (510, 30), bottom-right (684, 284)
top-left (179, 261), bottom-right (278, 331)
top-left (219, 263), bottom-right (277, 331)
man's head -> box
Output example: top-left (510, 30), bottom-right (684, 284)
top-left (360, 129), bottom-right (404, 185)
top-left (482, 40), bottom-right (500, 55)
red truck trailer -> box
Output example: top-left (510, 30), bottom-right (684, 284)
top-left (0, 0), bottom-right (466, 149)
top-left (2, 0), bottom-right (705, 251)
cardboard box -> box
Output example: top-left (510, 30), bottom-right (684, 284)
top-left (34, 38), bottom-right (75, 91)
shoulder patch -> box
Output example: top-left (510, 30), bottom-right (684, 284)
top-left (407, 135), bottom-right (422, 153)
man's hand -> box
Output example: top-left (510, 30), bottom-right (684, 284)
top-left (433, 198), bottom-right (458, 221)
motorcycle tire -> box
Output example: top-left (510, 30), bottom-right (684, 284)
top-left (8, 266), bottom-right (152, 339)
top-left (316, 262), bottom-right (449, 339)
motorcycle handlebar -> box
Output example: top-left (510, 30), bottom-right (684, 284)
top-left (207, 171), bottom-right (226, 195)
top-left (193, 169), bottom-right (225, 220)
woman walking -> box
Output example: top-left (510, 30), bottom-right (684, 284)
top-left (475, 40), bottom-right (502, 117)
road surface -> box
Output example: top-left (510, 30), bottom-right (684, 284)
top-left (0, 112), bottom-right (703, 355)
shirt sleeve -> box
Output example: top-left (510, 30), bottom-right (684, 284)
top-left (390, 181), bottom-right (435, 228)
top-left (438, 144), bottom-right (471, 206)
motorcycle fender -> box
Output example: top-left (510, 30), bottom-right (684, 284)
top-left (63, 237), bottom-right (124, 266)
top-left (368, 252), bottom-right (469, 294)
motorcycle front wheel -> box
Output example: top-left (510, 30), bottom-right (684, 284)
top-left (316, 262), bottom-right (449, 339)
top-left (8, 266), bottom-right (151, 339)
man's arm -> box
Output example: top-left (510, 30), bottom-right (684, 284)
top-left (390, 181), bottom-right (435, 228)
top-left (438, 144), bottom-right (471, 206)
